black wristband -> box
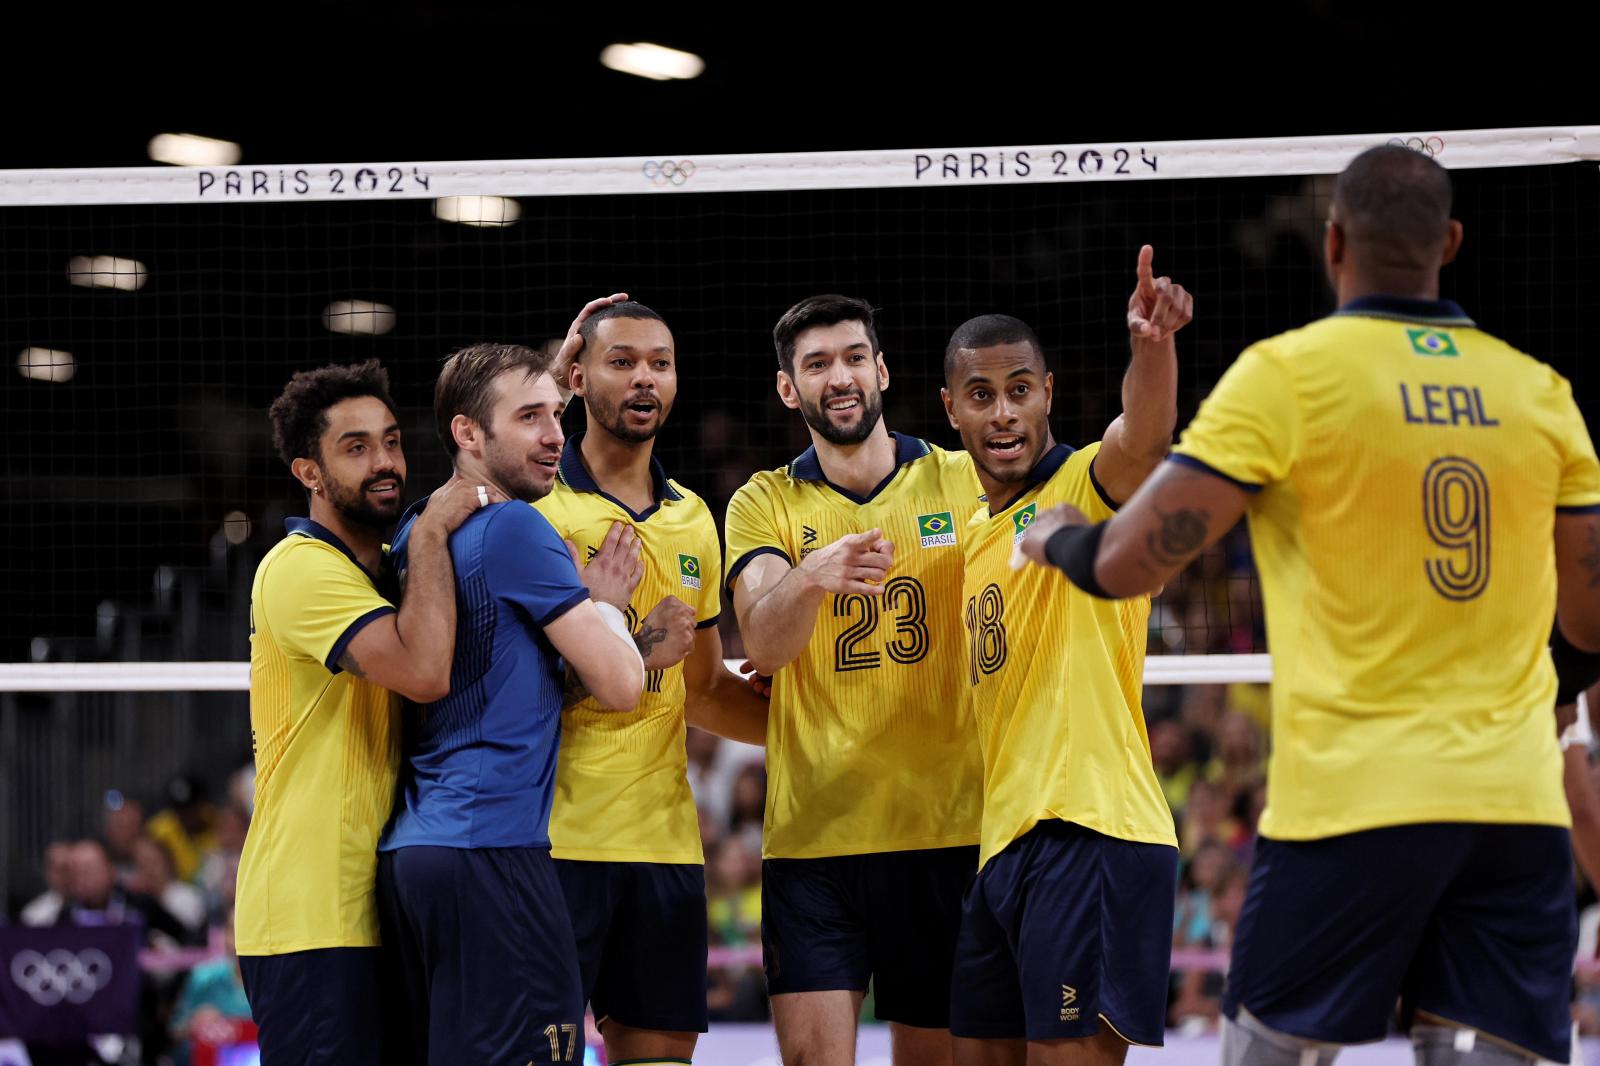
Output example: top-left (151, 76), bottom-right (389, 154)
top-left (1551, 625), bottom-right (1600, 706)
top-left (1043, 522), bottom-right (1111, 599)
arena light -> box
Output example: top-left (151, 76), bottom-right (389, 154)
top-left (147, 132), bottom-right (242, 167)
top-left (221, 510), bottom-right (253, 546)
top-left (321, 300), bottom-right (396, 336)
top-left (67, 255), bottom-right (149, 292)
top-left (599, 42), bottom-right (705, 81)
top-left (17, 348), bottom-right (75, 383)
top-left (433, 195), bottom-right (521, 228)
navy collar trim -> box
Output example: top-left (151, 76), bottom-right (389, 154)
top-left (1333, 294), bottom-right (1475, 327)
top-left (987, 442), bottom-right (1075, 516)
top-left (557, 432), bottom-right (683, 523)
top-left (787, 432), bottom-right (932, 505)
top-left (285, 517), bottom-right (382, 585)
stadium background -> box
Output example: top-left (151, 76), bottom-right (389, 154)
top-left (2, 7), bottom-right (1598, 1064)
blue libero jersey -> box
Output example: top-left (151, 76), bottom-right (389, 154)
top-left (380, 498), bottom-right (590, 851)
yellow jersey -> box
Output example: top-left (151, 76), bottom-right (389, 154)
top-left (236, 519), bottom-right (401, 955)
top-left (962, 441), bottom-right (1177, 869)
top-left (724, 433), bottom-right (984, 859)
top-left (534, 436), bottom-right (724, 864)
top-left (1172, 296), bottom-right (1600, 840)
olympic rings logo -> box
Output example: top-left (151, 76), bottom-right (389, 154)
top-left (1389, 136), bottom-right (1446, 157)
top-left (9, 949), bottom-right (113, 1006)
top-left (642, 160), bottom-right (696, 186)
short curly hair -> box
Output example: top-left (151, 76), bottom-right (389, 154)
top-left (267, 359), bottom-right (398, 468)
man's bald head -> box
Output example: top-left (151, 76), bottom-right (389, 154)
top-left (1331, 144), bottom-right (1455, 274)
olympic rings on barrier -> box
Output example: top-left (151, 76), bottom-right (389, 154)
top-left (1388, 136), bottom-right (1446, 157)
top-left (642, 160), bottom-right (697, 186)
top-left (9, 948), bottom-right (113, 1006)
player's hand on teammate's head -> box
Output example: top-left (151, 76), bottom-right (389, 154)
top-left (1010, 503), bottom-right (1090, 570)
top-left (1126, 245), bottom-right (1194, 344)
top-left (418, 474), bottom-right (504, 536)
top-left (553, 292), bottom-right (630, 396)
top-left (637, 595), bottom-right (696, 671)
top-left (738, 661), bottom-right (773, 700)
top-left (799, 527), bottom-right (895, 595)
top-left (577, 520), bottom-right (644, 610)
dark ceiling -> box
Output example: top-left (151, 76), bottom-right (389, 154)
top-left (2, 5), bottom-right (1578, 170)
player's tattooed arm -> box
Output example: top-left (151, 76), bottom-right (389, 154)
top-left (1098, 463), bottom-right (1248, 595)
top-left (1555, 513), bottom-right (1600, 651)
top-left (1144, 501), bottom-right (1213, 572)
top-left (336, 649), bottom-right (368, 679)
top-left (1018, 461), bottom-right (1249, 598)
top-left (635, 596), bottom-right (695, 671)
top-left (562, 665), bottom-right (591, 709)
top-left (1579, 520), bottom-right (1600, 588)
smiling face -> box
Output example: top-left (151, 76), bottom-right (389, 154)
top-left (475, 368), bottom-right (566, 501)
top-left (942, 340), bottom-right (1054, 496)
top-left (574, 315), bottom-right (678, 444)
top-left (311, 395), bottom-right (407, 530)
top-left (778, 319), bottom-right (887, 446)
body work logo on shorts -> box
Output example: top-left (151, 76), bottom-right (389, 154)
top-left (1407, 327), bottom-right (1459, 357)
top-left (679, 554), bottom-right (702, 590)
top-left (918, 511), bottom-right (956, 548)
top-left (1060, 984), bottom-right (1079, 1022)
top-left (1013, 503), bottom-right (1037, 543)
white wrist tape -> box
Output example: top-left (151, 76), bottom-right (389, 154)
top-left (593, 601), bottom-right (645, 691)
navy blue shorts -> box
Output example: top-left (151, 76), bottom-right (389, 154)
top-left (555, 858), bottom-right (709, 1033)
top-left (1223, 823), bottom-right (1576, 1063)
top-left (762, 844), bottom-right (978, 1028)
top-left (239, 947), bottom-right (395, 1065)
top-left (376, 846), bottom-right (585, 1066)
top-left (949, 820), bottom-right (1178, 1045)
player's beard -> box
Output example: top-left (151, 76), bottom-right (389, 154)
top-left (587, 388), bottom-right (671, 445)
top-left (481, 429), bottom-right (557, 503)
top-left (799, 385), bottom-right (883, 447)
top-left (324, 468), bottom-right (406, 531)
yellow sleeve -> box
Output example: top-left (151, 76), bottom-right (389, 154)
top-left (724, 477), bottom-right (789, 592)
top-left (260, 542), bottom-right (396, 672)
top-left (1171, 342), bottom-right (1301, 489)
top-left (1549, 372), bottom-right (1600, 511)
top-left (694, 510), bottom-right (726, 627)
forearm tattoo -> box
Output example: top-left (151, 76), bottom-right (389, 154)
top-left (1147, 504), bottom-right (1210, 568)
top-left (634, 622), bottom-right (668, 662)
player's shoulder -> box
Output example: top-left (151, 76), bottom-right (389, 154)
top-left (664, 476), bottom-right (710, 511)
top-left (1462, 329), bottom-right (1572, 393)
top-left (729, 463), bottom-right (799, 506)
top-left (260, 527), bottom-right (354, 580)
top-left (920, 440), bottom-right (975, 474)
top-left (478, 500), bottom-right (564, 553)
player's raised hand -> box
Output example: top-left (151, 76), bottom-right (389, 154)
top-left (553, 292), bottom-right (630, 394)
top-left (416, 474), bottom-right (504, 537)
top-left (1126, 245), bottom-right (1193, 344)
top-left (636, 595), bottom-right (696, 671)
top-left (799, 528), bottom-right (895, 595)
top-left (575, 521), bottom-right (644, 610)
top-left (1010, 503), bottom-right (1091, 570)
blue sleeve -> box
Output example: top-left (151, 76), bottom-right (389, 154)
top-left (482, 504), bottom-right (591, 627)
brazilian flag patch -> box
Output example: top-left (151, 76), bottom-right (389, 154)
top-left (678, 553), bottom-right (702, 591)
top-left (1407, 327), bottom-right (1459, 357)
top-left (918, 511), bottom-right (957, 548)
top-left (1012, 503), bottom-right (1037, 543)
